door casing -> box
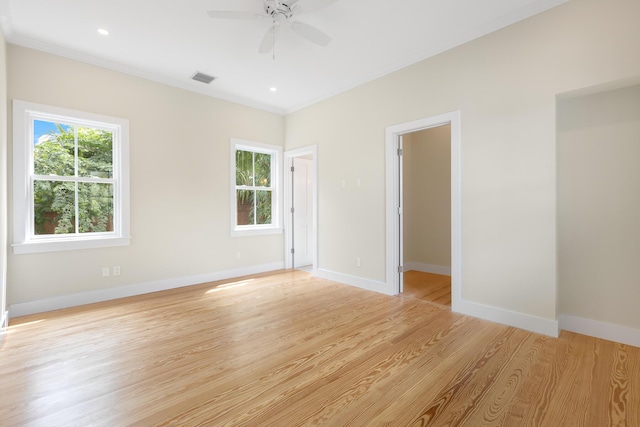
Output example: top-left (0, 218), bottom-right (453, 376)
top-left (385, 111), bottom-right (462, 312)
top-left (284, 145), bottom-right (318, 270)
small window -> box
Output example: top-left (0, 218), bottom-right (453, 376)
top-left (13, 100), bottom-right (130, 254)
top-left (230, 139), bottom-right (281, 236)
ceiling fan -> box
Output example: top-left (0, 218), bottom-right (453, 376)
top-left (207, 0), bottom-right (339, 54)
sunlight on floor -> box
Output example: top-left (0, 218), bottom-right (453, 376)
top-left (6, 319), bottom-right (46, 333)
top-left (205, 279), bottom-right (255, 294)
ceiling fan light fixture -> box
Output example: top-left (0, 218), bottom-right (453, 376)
top-left (208, 0), bottom-right (337, 54)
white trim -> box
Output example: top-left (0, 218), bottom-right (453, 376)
top-left (385, 111), bottom-right (461, 305)
top-left (314, 269), bottom-right (392, 296)
top-left (458, 299), bottom-right (559, 337)
top-left (8, 262), bottom-right (284, 318)
top-left (0, 310), bottom-right (8, 344)
top-left (12, 100), bottom-right (130, 254)
top-left (13, 236), bottom-right (131, 254)
top-left (559, 315), bottom-right (640, 348)
top-left (283, 145), bottom-right (318, 270)
top-left (230, 138), bottom-right (283, 237)
top-left (404, 262), bottom-right (451, 276)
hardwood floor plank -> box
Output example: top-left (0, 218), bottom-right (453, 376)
top-left (264, 314), bottom-right (479, 426)
top-left (628, 344), bottom-right (640, 427)
top-left (540, 333), bottom-right (609, 426)
top-left (497, 333), bottom-right (568, 426)
top-left (135, 298), bottom-right (436, 426)
top-left (1, 270), bottom-right (639, 426)
top-left (330, 315), bottom-right (493, 426)
top-left (403, 270), bottom-right (452, 307)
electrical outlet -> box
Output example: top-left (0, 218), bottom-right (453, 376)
top-left (102, 267), bottom-right (110, 277)
top-left (113, 266), bottom-right (121, 276)
top-left (235, 251), bottom-right (241, 260)
top-left (356, 257), bottom-right (361, 268)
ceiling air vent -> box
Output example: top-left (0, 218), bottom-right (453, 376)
top-left (191, 72), bottom-right (216, 84)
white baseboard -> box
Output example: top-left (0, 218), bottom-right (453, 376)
top-left (404, 262), bottom-right (451, 276)
top-left (8, 262), bottom-right (284, 318)
top-left (314, 269), bottom-right (392, 295)
top-left (559, 315), bottom-right (640, 348)
top-left (453, 299), bottom-right (559, 338)
top-left (0, 310), bottom-right (7, 345)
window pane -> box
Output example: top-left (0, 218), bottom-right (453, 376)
top-left (236, 150), bottom-right (254, 186)
top-left (33, 180), bottom-right (75, 235)
top-left (256, 190), bottom-right (272, 225)
top-left (78, 182), bottom-right (114, 233)
top-left (78, 127), bottom-right (113, 178)
top-left (33, 120), bottom-right (74, 176)
top-left (254, 153), bottom-right (271, 187)
top-left (236, 189), bottom-right (254, 225)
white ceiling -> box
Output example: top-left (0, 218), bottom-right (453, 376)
top-left (0, 0), bottom-right (566, 114)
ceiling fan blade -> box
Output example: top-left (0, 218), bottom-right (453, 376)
top-left (290, 0), bottom-right (340, 14)
top-left (259, 27), bottom-right (277, 54)
top-left (290, 21), bottom-right (332, 47)
top-left (207, 11), bottom-right (264, 20)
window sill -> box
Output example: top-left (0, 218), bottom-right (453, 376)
top-left (13, 236), bottom-right (131, 254)
top-left (231, 227), bottom-right (283, 238)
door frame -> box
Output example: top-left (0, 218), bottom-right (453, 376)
top-left (284, 145), bottom-right (318, 270)
top-left (385, 111), bottom-right (462, 311)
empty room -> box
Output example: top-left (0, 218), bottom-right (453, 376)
top-left (1, 0), bottom-right (639, 425)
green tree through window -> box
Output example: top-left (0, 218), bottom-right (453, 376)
top-left (33, 122), bottom-right (115, 235)
top-left (235, 149), bottom-right (273, 226)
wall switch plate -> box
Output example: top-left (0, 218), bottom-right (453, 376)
top-left (102, 267), bottom-right (110, 277)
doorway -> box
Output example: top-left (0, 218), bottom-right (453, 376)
top-left (284, 145), bottom-right (318, 270)
top-left (385, 112), bottom-right (462, 311)
top-left (402, 125), bottom-right (452, 306)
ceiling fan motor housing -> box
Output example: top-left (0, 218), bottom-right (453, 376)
top-left (265, 0), bottom-right (293, 22)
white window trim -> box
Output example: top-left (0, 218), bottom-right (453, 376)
top-left (12, 100), bottom-right (131, 254)
top-left (230, 138), bottom-right (282, 237)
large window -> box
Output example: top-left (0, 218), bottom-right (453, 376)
top-left (13, 100), bottom-right (130, 254)
top-left (230, 139), bottom-right (281, 236)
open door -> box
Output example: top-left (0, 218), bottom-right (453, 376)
top-left (292, 157), bottom-right (313, 268)
top-left (284, 146), bottom-right (318, 270)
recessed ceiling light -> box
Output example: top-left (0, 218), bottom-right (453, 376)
top-left (97, 28), bottom-right (109, 36)
top-left (270, 87), bottom-right (277, 92)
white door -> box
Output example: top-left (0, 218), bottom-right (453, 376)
top-left (398, 135), bottom-right (404, 293)
top-left (293, 157), bottom-right (313, 267)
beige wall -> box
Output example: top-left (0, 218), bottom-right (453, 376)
top-left (6, 46), bottom-right (285, 305)
top-left (403, 126), bottom-right (451, 269)
top-left (0, 27), bottom-right (7, 327)
top-left (285, 0), bottom-right (640, 322)
top-left (558, 84), bottom-right (640, 330)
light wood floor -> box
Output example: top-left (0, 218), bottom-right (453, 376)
top-left (1, 270), bottom-right (638, 426)
top-left (403, 270), bottom-right (451, 307)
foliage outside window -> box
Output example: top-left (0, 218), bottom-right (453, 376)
top-left (34, 123), bottom-right (114, 235)
top-left (231, 139), bottom-right (281, 235)
top-left (13, 100), bottom-right (130, 254)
